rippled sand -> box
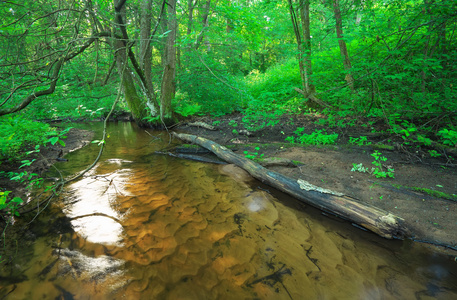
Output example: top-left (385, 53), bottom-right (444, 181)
top-left (3, 158), bottom-right (456, 299)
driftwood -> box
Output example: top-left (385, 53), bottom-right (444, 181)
top-left (173, 132), bottom-right (410, 240)
top-left (187, 121), bottom-right (216, 130)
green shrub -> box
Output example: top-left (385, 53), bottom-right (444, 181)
top-left (177, 56), bottom-right (244, 117)
top-left (286, 128), bottom-right (338, 145)
top-left (0, 115), bottom-right (55, 160)
top-left (437, 128), bottom-right (457, 147)
top-left (244, 58), bottom-right (301, 111)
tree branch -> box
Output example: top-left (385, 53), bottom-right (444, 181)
top-left (0, 32), bottom-right (111, 116)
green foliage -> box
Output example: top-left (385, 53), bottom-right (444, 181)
top-left (45, 127), bottom-right (71, 148)
top-left (1, 170), bottom-right (43, 189)
top-left (242, 108), bottom-right (284, 132)
top-left (0, 191), bottom-right (23, 217)
top-left (416, 135), bottom-right (433, 147)
top-left (351, 151), bottom-right (394, 179)
top-left (304, 0), bottom-right (457, 132)
top-left (0, 115), bottom-right (56, 161)
top-left (1, 0), bottom-right (455, 162)
top-left (371, 151), bottom-right (395, 179)
top-left (428, 150), bottom-right (441, 158)
top-left (437, 128), bottom-right (457, 147)
top-left (244, 147), bottom-right (264, 160)
top-left (389, 121), bottom-right (419, 145)
top-left (349, 136), bottom-right (371, 146)
top-left (143, 115), bottom-right (161, 124)
top-left (244, 59), bottom-right (302, 112)
top-left (351, 163), bottom-right (369, 173)
top-left (175, 102), bottom-right (201, 117)
top-left (228, 120), bottom-right (238, 127)
top-left (286, 128), bottom-right (338, 145)
top-left (177, 56), bottom-right (244, 117)
top-left (285, 136), bottom-right (295, 144)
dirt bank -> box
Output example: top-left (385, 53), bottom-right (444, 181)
top-left (176, 114), bottom-right (457, 256)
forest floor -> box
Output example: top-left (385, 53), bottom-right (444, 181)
top-left (176, 113), bottom-right (457, 256)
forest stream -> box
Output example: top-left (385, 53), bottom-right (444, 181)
top-left (1, 122), bottom-right (457, 299)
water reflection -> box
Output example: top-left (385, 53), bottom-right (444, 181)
top-left (1, 122), bottom-right (456, 299)
top-left (64, 166), bottom-right (132, 246)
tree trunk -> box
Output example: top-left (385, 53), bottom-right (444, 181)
top-left (113, 39), bottom-right (148, 125)
top-left (288, 0), bottom-right (320, 108)
top-left (299, 0), bottom-right (315, 94)
top-left (187, 0), bottom-right (195, 35)
top-left (195, 0), bottom-right (211, 50)
top-left (333, 0), bottom-right (354, 90)
top-left (113, 0), bottom-right (149, 125)
top-left (159, 0), bottom-right (177, 124)
top-left (140, 0), bottom-right (157, 102)
top-left (173, 132), bottom-right (410, 240)
top-left (288, 0), bottom-right (305, 89)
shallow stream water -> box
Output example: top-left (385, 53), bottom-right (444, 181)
top-left (1, 122), bottom-right (457, 299)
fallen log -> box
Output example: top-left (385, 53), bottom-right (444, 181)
top-left (173, 132), bottom-right (410, 240)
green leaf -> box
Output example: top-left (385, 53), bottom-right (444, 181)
top-left (48, 136), bottom-right (59, 145)
top-left (11, 197), bottom-right (23, 203)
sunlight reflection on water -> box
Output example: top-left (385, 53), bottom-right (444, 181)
top-left (64, 166), bottom-right (133, 246)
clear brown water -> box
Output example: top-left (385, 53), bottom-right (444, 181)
top-left (1, 122), bottom-right (457, 299)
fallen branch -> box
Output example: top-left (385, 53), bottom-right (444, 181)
top-left (187, 121), bottom-right (216, 130)
top-left (173, 132), bottom-right (410, 239)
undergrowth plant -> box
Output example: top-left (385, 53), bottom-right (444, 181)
top-left (244, 147), bottom-right (264, 160)
top-left (0, 115), bottom-right (56, 160)
top-left (0, 126), bottom-right (70, 224)
top-left (349, 136), bottom-right (371, 146)
top-left (351, 151), bottom-right (395, 179)
top-left (286, 128), bottom-right (338, 145)
top-left (0, 191), bottom-right (24, 217)
top-left (242, 107), bottom-right (284, 132)
top-left (438, 129), bottom-right (457, 147)
top-left (371, 151), bottom-right (395, 178)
